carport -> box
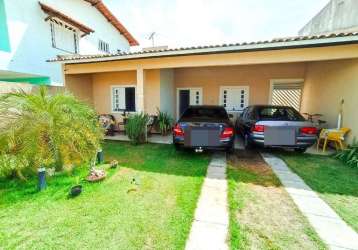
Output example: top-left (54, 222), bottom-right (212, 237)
top-left (51, 32), bottom-right (358, 143)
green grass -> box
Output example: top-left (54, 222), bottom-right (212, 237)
top-left (278, 152), bottom-right (358, 232)
top-left (0, 141), bottom-right (210, 249)
top-left (227, 152), bottom-right (326, 250)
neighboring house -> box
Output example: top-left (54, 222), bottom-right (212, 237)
top-left (299, 0), bottom-right (358, 35)
top-left (52, 32), bottom-right (358, 142)
top-left (0, 0), bottom-right (138, 87)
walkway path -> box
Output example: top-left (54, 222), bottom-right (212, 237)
top-left (185, 152), bottom-right (229, 250)
top-left (261, 153), bottom-right (358, 250)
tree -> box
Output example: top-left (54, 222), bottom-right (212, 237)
top-left (0, 87), bottom-right (103, 181)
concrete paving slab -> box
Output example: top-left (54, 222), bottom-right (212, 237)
top-left (185, 152), bottom-right (229, 250)
top-left (290, 194), bottom-right (341, 219)
top-left (185, 220), bottom-right (228, 250)
top-left (306, 214), bottom-right (358, 250)
top-left (261, 153), bottom-right (358, 250)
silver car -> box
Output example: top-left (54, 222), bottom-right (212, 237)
top-left (236, 105), bottom-right (318, 153)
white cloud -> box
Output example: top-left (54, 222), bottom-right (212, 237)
top-left (104, 0), bottom-right (329, 50)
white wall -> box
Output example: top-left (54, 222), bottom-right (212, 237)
top-left (299, 0), bottom-right (358, 35)
top-left (0, 0), bottom-right (131, 86)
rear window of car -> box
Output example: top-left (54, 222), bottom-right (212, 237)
top-left (181, 107), bottom-right (228, 119)
top-left (256, 107), bottom-right (305, 121)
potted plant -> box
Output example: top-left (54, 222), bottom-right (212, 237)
top-left (125, 112), bottom-right (149, 144)
top-left (69, 176), bottom-right (82, 197)
top-left (156, 108), bottom-right (173, 136)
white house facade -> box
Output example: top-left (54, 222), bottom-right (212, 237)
top-left (0, 0), bottom-right (138, 86)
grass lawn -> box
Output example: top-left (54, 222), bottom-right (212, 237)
top-left (278, 152), bottom-right (358, 232)
top-left (227, 150), bottom-right (326, 250)
top-left (0, 141), bottom-right (210, 249)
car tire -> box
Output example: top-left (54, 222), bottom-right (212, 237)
top-left (294, 148), bottom-right (307, 153)
top-left (244, 134), bottom-right (253, 150)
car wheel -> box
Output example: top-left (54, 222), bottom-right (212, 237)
top-left (294, 148), bottom-right (307, 153)
top-left (244, 134), bottom-right (253, 150)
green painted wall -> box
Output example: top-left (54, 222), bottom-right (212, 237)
top-left (0, 0), bottom-right (10, 52)
top-left (0, 77), bottom-right (51, 85)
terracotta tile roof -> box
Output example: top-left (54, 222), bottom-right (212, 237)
top-left (39, 2), bottom-right (94, 35)
top-left (49, 31), bottom-right (358, 62)
top-left (84, 0), bottom-right (139, 46)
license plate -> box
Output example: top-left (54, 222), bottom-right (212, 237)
top-left (184, 127), bottom-right (221, 147)
top-left (264, 127), bottom-right (296, 146)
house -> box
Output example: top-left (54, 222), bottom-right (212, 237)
top-left (299, 0), bottom-right (358, 35)
top-left (0, 0), bottom-right (138, 90)
top-left (51, 32), bottom-right (358, 142)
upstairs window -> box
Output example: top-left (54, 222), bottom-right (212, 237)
top-left (50, 19), bottom-right (78, 54)
top-left (99, 40), bottom-right (110, 53)
top-left (111, 86), bottom-right (136, 112)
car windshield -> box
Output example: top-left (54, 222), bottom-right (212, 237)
top-left (181, 107), bottom-right (228, 119)
top-left (256, 107), bottom-right (305, 121)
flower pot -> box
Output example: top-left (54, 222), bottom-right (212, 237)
top-left (69, 185), bottom-right (82, 197)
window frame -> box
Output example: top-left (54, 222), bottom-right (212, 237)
top-left (269, 79), bottom-right (304, 111)
top-left (110, 85), bottom-right (137, 113)
top-left (98, 39), bottom-right (110, 53)
top-left (50, 19), bottom-right (79, 54)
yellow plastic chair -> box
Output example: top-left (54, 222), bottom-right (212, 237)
top-left (317, 128), bottom-right (351, 152)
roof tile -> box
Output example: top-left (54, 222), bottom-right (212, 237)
top-left (50, 31), bottom-right (358, 62)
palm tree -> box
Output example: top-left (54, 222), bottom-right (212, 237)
top-left (0, 87), bottom-right (103, 186)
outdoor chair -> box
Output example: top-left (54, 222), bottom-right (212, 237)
top-left (117, 111), bottom-right (129, 134)
top-left (98, 114), bottom-right (117, 136)
top-left (317, 127), bottom-right (351, 152)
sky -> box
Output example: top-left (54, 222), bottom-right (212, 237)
top-left (104, 0), bottom-right (329, 50)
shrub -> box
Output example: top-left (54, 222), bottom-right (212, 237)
top-left (0, 86), bottom-right (103, 179)
top-left (156, 108), bottom-right (173, 136)
top-left (335, 140), bottom-right (358, 168)
top-left (125, 112), bottom-right (149, 144)
top-left (0, 154), bottom-right (28, 180)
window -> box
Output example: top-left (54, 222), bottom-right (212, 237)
top-left (256, 107), bottom-right (305, 121)
top-left (99, 40), bottom-right (110, 53)
top-left (271, 82), bottom-right (303, 111)
top-left (50, 19), bottom-right (78, 53)
top-left (182, 106), bottom-right (228, 119)
top-left (112, 86), bottom-right (136, 112)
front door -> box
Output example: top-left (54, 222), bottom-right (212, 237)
top-left (220, 86), bottom-right (249, 112)
top-left (177, 88), bottom-right (203, 118)
top-left (179, 90), bottom-right (190, 117)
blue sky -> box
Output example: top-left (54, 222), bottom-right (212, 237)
top-left (104, 0), bottom-right (329, 49)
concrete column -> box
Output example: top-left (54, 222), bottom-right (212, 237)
top-left (136, 67), bottom-right (145, 112)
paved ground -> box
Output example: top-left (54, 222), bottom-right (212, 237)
top-left (261, 153), bottom-right (358, 250)
top-left (185, 152), bottom-right (229, 250)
